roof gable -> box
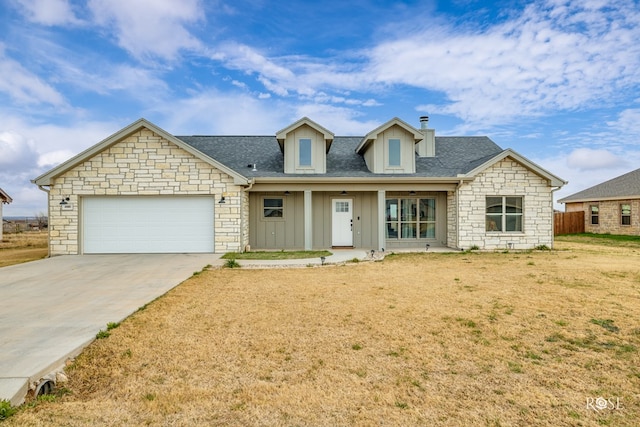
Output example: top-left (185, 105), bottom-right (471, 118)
top-left (559, 167), bottom-right (640, 203)
top-left (356, 117), bottom-right (423, 154)
top-left (462, 149), bottom-right (566, 187)
top-left (276, 117), bottom-right (334, 153)
top-left (32, 119), bottom-right (249, 186)
top-left (0, 188), bottom-right (12, 204)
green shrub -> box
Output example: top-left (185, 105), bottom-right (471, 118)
top-left (224, 258), bottom-right (241, 269)
top-left (0, 400), bottom-right (17, 420)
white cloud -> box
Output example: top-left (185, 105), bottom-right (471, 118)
top-left (366, 0), bottom-right (640, 127)
top-left (606, 109), bottom-right (640, 137)
top-left (531, 149), bottom-right (640, 210)
top-left (0, 44), bottom-right (66, 106)
top-left (294, 104), bottom-right (380, 135)
top-left (88, 0), bottom-right (204, 60)
top-left (0, 130), bottom-right (39, 172)
top-left (13, 0), bottom-right (82, 26)
top-left (152, 89), bottom-right (292, 135)
top-left (0, 115), bottom-right (123, 215)
top-left (566, 148), bottom-right (625, 170)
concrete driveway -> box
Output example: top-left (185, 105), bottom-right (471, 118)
top-left (0, 254), bottom-right (218, 406)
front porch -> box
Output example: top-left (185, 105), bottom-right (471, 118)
top-left (247, 186), bottom-right (453, 251)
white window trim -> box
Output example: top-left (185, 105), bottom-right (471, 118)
top-left (486, 196), bottom-right (524, 233)
top-left (387, 138), bottom-right (402, 168)
top-left (298, 138), bottom-right (313, 168)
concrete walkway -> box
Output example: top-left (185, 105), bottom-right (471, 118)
top-left (0, 249), bottom-right (378, 406)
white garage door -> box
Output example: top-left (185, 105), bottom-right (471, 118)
top-left (83, 196), bottom-right (215, 253)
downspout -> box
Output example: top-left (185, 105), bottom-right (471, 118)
top-left (36, 185), bottom-right (51, 258)
top-left (550, 185), bottom-right (563, 249)
top-left (241, 179), bottom-right (255, 252)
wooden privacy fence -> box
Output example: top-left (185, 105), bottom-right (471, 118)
top-left (554, 211), bottom-right (585, 235)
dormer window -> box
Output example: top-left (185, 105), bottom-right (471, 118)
top-left (299, 138), bottom-right (312, 167)
top-left (355, 118), bottom-right (423, 174)
top-left (276, 117), bottom-right (334, 174)
top-left (388, 138), bottom-right (401, 167)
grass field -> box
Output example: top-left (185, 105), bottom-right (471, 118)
top-left (0, 231), bottom-right (47, 267)
top-left (3, 235), bottom-right (640, 426)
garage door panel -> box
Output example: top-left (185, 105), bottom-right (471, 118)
top-left (83, 197), bottom-right (215, 253)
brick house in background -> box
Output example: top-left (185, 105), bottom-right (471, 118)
top-left (559, 167), bottom-right (640, 235)
top-left (0, 188), bottom-right (12, 241)
top-left (32, 117), bottom-right (566, 256)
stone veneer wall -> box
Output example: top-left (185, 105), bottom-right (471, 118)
top-left (456, 159), bottom-right (554, 250)
top-left (566, 200), bottom-right (640, 235)
top-left (446, 190), bottom-right (458, 249)
top-left (48, 129), bottom-right (243, 255)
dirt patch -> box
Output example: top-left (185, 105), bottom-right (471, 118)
top-left (6, 237), bottom-right (640, 426)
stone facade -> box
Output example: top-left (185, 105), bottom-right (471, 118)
top-left (455, 159), bottom-right (554, 250)
top-left (566, 199), bottom-right (640, 235)
top-left (48, 129), bottom-right (243, 255)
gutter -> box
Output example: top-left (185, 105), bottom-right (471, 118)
top-left (36, 185), bottom-right (51, 258)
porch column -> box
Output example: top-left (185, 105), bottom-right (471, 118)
top-left (377, 190), bottom-right (385, 251)
top-left (304, 190), bottom-right (312, 250)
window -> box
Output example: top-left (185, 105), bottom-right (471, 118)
top-left (386, 198), bottom-right (436, 239)
top-left (621, 204), bottom-right (631, 226)
top-left (299, 138), bottom-right (312, 166)
top-left (335, 201), bottom-right (350, 213)
top-left (590, 205), bottom-right (599, 225)
top-left (486, 196), bottom-right (523, 232)
top-left (388, 138), bottom-right (401, 167)
top-left (263, 198), bottom-right (283, 218)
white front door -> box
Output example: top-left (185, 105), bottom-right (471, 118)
top-left (332, 199), bottom-right (353, 247)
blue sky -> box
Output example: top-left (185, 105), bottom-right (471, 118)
top-left (1, 0), bottom-right (640, 216)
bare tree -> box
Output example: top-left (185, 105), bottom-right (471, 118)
top-left (35, 212), bottom-right (48, 229)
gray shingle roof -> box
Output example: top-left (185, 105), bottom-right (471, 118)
top-left (559, 167), bottom-right (640, 202)
top-left (175, 135), bottom-right (504, 179)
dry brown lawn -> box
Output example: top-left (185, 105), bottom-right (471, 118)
top-left (5, 236), bottom-right (640, 426)
top-left (0, 231), bottom-right (48, 267)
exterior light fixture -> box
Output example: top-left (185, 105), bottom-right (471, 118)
top-left (59, 197), bottom-right (70, 205)
top-left (320, 256), bottom-right (326, 265)
top-left (218, 195), bottom-right (226, 204)
top-left (340, 190), bottom-right (348, 195)
top-left (370, 249), bottom-right (375, 257)
top-left (284, 191), bottom-right (291, 195)
top-left (425, 243), bottom-right (430, 251)
top-left (409, 190), bottom-right (416, 196)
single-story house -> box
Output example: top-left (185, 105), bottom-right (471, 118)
top-left (558, 167), bottom-right (640, 235)
top-left (0, 188), bottom-right (12, 241)
top-left (32, 117), bottom-right (566, 255)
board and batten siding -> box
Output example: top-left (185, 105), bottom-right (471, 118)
top-left (283, 124), bottom-right (327, 174)
top-left (249, 191), bottom-right (378, 250)
top-left (363, 124), bottom-right (416, 174)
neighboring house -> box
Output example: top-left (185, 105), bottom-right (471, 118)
top-left (0, 188), bottom-right (12, 241)
top-left (32, 117), bottom-right (566, 256)
top-left (558, 167), bottom-right (640, 235)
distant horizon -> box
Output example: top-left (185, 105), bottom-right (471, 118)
top-left (2, 1), bottom-right (640, 215)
